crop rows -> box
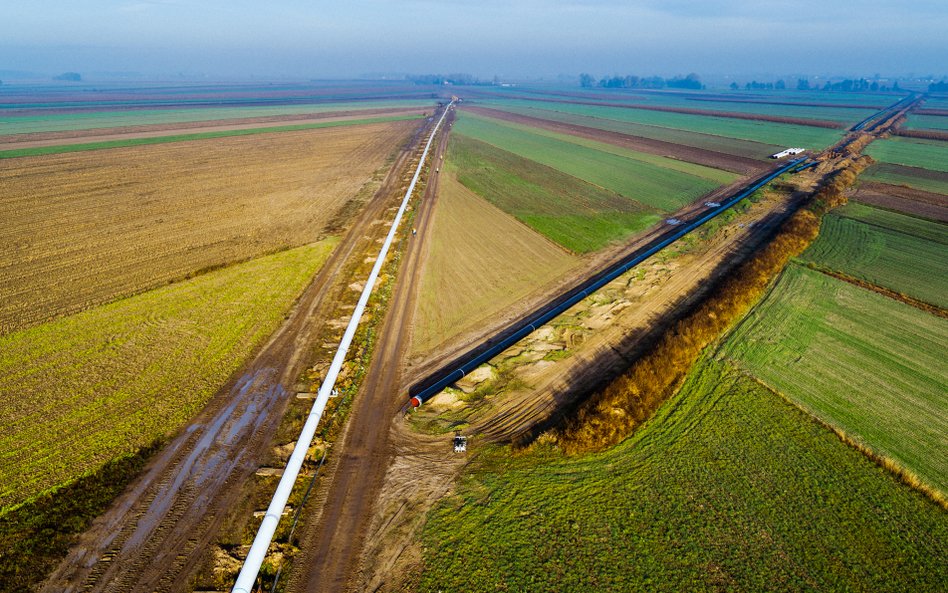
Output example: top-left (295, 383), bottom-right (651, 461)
top-left (419, 357), bottom-right (947, 592)
top-left (448, 133), bottom-right (662, 252)
top-left (0, 119), bottom-right (414, 334)
top-left (454, 114), bottom-right (725, 212)
top-left (860, 162), bottom-right (948, 196)
top-left (0, 240), bottom-right (337, 513)
top-left (799, 203), bottom-right (948, 307)
top-left (721, 264), bottom-right (948, 494)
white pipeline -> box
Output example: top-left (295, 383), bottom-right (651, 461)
top-left (232, 100), bottom-right (453, 593)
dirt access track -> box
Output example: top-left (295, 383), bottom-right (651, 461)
top-left (39, 112), bottom-right (438, 593)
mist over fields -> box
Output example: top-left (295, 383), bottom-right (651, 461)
top-left (1, 1), bottom-right (946, 80)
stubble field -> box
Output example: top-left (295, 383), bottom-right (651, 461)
top-left (0, 118), bottom-right (416, 333)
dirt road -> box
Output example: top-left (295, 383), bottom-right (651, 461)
top-left (281, 109), bottom-right (454, 593)
top-left (39, 115), bottom-right (433, 593)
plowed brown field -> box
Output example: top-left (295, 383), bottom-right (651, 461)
top-left (0, 119), bottom-right (416, 334)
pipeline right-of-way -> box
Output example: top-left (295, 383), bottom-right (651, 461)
top-left (407, 156), bottom-right (808, 408)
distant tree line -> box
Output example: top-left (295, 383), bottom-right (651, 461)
top-left (407, 73), bottom-right (478, 86)
top-left (53, 72), bottom-right (81, 81)
top-left (580, 73), bottom-right (703, 90)
top-left (802, 77), bottom-right (899, 92)
top-left (731, 80), bottom-right (786, 90)
top-left (730, 77), bottom-right (901, 93)
top-left (929, 80), bottom-right (948, 92)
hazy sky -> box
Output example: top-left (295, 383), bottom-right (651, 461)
top-left (2, 1), bottom-right (946, 79)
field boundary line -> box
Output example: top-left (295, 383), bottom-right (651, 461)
top-left (800, 261), bottom-right (948, 318)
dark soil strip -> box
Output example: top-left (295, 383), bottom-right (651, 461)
top-left (464, 106), bottom-right (765, 175)
top-left (854, 184), bottom-right (948, 222)
top-left (895, 128), bottom-right (948, 141)
top-left (915, 108), bottom-right (948, 116)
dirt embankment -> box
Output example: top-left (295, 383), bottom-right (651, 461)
top-left (0, 107), bottom-right (428, 150)
top-left (463, 106), bottom-right (766, 175)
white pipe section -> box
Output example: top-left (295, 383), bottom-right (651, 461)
top-left (232, 100), bottom-right (453, 593)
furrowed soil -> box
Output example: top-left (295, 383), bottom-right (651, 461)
top-left (0, 106), bottom-right (427, 148)
top-left (410, 173), bottom-right (578, 355)
top-left (853, 181), bottom-right (948, 222)
top-left (0, 118), bottom-right (417, 334)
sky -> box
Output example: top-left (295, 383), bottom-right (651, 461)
top-left (1, 1), bottom-right (946, 80)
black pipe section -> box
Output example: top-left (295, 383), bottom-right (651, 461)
top-left (849, 93), bottom-right (916, 132)
top-left (408, 157), bottom-right (807, 407)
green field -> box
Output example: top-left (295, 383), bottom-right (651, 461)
top-left (864, 136), bottom-right (948, 173)
top-left (419, 356), bottom-right (947, 592)
top-left (721, 264), bottom-right (948, 494)
top-left (488, 104), bottom-right (782, 159)
top-left (0, 99), bottom-right (430, 135)
top-left (0, 239), bottom-right (337, 513)
top-left (0, 114), bottom-right (421, 159)
top-left (454, 114), bottom-right (724, 212)
top-left (861, 163), bottom-right (948, 195)
top-left (481, 98), bottom-right (844, 149)
top-left (574, 94), bottom-right (878, 124)
top-left (448, 134), bottom-right (662, 252)
top-left (799, 203), bottom-right (948, 307)
top-left (904, 113), bottom-right (948, 131)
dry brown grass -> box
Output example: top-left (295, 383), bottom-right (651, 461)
top-left (0, 119), bottom-right (417, 334)
top-left (410, 173), bottom-right (578, 355)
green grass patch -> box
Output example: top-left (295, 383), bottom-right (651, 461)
top-left (0, 114), bottom-right (421, 159)
top-left (419, 356), bottom-right (948, 592)
top-left (799, 203), bottom-right (948, 308)
top-left (721, 264), bottom-right (948, 494)
top-left (905, 113), bottom-right (948, 131)
top-left (454, 114), bottom-right (722, 212)
top-left (864, 136), bottom-right (948, 173)
top-left (467, 112), bottom-right (738, 185)
top-left (448, 133), bottom-right (661, 252)
top-left (481, 98), bottom-right (844, 150)
top-left (0, 239), bottom-right (338, 513)
top-left (861, 163), bottom-right (948, 195)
